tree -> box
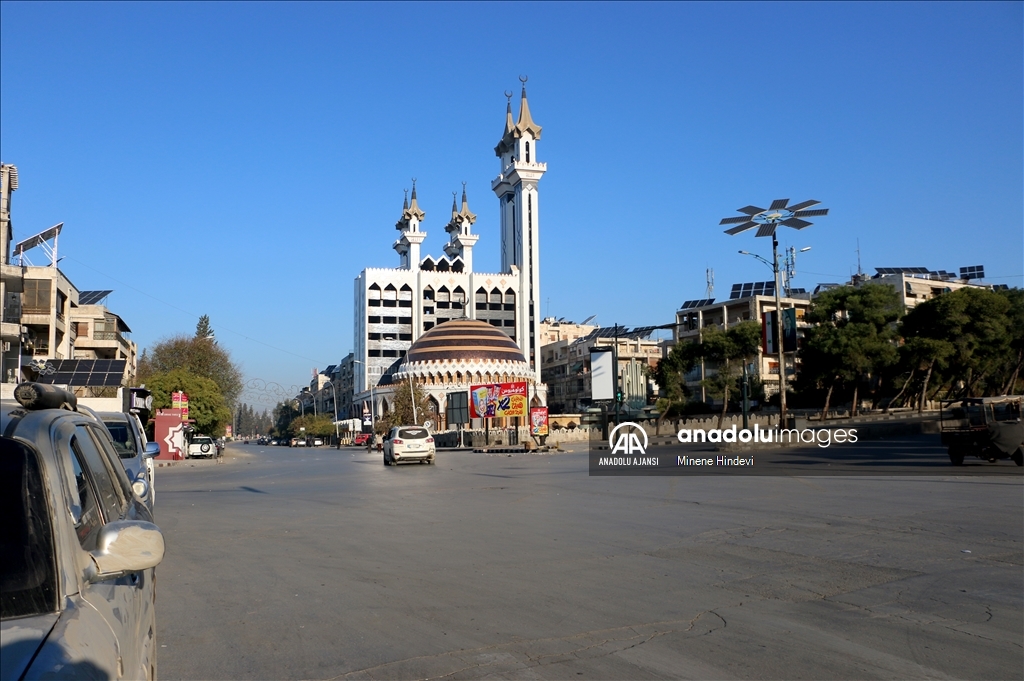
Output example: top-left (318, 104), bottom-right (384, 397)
top-left (692, 321), bottom-right (762, 427)
top-left (272, 401), bottom-right (301, 438)
top-left (797, 284), bottom-right (902, 418)
top-left (146, 369), bottom-right (231, 436)
top-left (654, 322), bottom-right (760, 427)
top-left (376, 380), bottom-right (433, 434)
top-left (288, 414), bottom-right (335, 438)
top-left (900, 287), bottom-right (1017, 404)
top-left (195, 315), bottom-right (213, 340)
top-left (651, 343), bottom-right (697, 422)
top-left (138, 325), bottom-right (243, 407)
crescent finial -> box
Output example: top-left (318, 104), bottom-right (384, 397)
top-left (519, 75), bottom-right (528, 84)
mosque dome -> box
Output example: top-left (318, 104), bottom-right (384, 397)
top-left (396, 319), bottom-right (532, 384)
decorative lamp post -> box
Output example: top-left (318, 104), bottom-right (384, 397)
top-left (323, 380), bottom-right (340, 445)
top-left (721, 199), bottom-right (829, 425)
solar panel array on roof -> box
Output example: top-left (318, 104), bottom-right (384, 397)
top-left (585, 326), bottom-right (660, 342)
top-left (729, 281), bottom-right (775, 300)
top-left (789, 288), bottom-right (807, 295)
top-left (680, 298), bottom-right (715, 309)
top-left (33, 359), bottom-right (127, 387)
top-left (875, 267), bottom-right (930, 275)
top-left (960, 265), bottom-right (985, 280)
top-left (78, 290), bottom-right (113, 306)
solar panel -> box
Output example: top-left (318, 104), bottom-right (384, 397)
top-left (33, 358), bottom-right (127, 387)
top-left (730, 282), bottom-right (774, 299)
top-left (78, 290), bottom-right (113, 305)
top-left (789, 288), bottom-right (807, 295)
top-left (960, 265), bottom-right (985, 280)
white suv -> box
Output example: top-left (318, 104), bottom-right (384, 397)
top-left (383, 426), bottom-right (435, 466)
top-left (187, 436), bottom-right (218, 458)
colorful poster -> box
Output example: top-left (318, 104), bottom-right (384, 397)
top-left (172, 391), bottom-right (190, 422)
top-left (530, 407), bottom-right (549, 436)
top-left (469, 382), bottom-right (527, 418)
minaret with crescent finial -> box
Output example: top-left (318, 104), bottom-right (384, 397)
top-left (394, 179), bottom-right (427, 269)
top-left (492, 76), bottom-right (546, 377)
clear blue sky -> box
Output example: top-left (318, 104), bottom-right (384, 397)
top-left (3, 2), bottom-right (1021, 410)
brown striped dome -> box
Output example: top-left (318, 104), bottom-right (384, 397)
top-left (405, 319), bottom-right (526, 364)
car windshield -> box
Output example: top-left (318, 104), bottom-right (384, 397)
top-left (103, 420), bottom-right (138, 459)
top-left (1, 437), bottom-right (58, 619)
top-left (193, 438), bottom-right (213, 444)
top-left (398, 428), bottom-right (429, 439)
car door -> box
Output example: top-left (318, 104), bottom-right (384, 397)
top-left (65, 423), bottom-right (147, 677)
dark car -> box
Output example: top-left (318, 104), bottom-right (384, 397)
top-left (1, 383), bottom-right (164, 680)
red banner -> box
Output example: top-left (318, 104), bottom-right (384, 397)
top-left (469, 382), bottom-right (527, 418)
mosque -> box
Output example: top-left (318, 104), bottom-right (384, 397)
top-left (352, 80), bottom-right (548, 429)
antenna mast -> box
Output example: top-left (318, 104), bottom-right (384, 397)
top-left (705, 268), bottom-right (714, 299)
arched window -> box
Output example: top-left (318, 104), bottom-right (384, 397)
top-left (525, 141), bottom-right (531, 163)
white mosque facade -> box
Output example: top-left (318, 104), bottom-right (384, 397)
top-left (353, 83), bottom-right (548, 422)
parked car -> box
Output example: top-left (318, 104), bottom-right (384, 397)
top-left (312, 438), bottom-right (323, 447)
top-left (98, 411), bottom-right (159, 511)
top-left (187, 436), bottom-right (219, 459)
top-left (1, 382), bottom-right (164, 681)
top-left (383, 426), bottom-right (435, 465)
top-left (353, 433), bottom-right (371, 447)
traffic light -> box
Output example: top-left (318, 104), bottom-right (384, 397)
top-left (616, 390), bottom-right (623, 404)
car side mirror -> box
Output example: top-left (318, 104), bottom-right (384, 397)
top-left (87, 521), bottom-right (165, 583)
top-left (144, 442), bottom-right (160, 458)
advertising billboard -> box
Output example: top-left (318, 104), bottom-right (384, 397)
top-left (469, 382), bottom-right (527, 419)
top-left (530, 406), bottom-right (549, 436)
top-left (590, 348), bottom-right (615, 401)
top-left (762, 309), bottom-right (798, 354)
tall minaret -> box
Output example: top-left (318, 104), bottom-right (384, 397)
top-left (394, 180), bottom-right (427, 269)
top-left (492, 77), bottom-right (546, 377)
top-left (444, 183), bottom-right (479, 271)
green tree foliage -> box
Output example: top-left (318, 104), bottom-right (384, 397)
top-left (652, 344), bottom-right (697, 420)
top-left (288, 414), bottom-right (335, 438)
top-left (654, 321), bottom-right (760, 426)
top-left (234, 403), bottom-right (272, 437)
top-left (195, 315), bottom-right (213, 340)
top-left (377, 380), bottom-right (434, 434)
top-left (693, 321), bottom-right (762, 426)
top-left (138, 317), bottom-right (243, 407)
top-left (271, 401), bottom-right (300, 438)
top-left (146, 369), bottom-right (231, 436)
top-left (899, 287), bottom-right (1020, 405)
top-left (797, 283), bottom-right (901, 417)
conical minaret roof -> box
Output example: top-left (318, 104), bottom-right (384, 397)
top-left (514, 83), bottom-right (542, 139)
top-left (495, 92), bottom-right (516, 157)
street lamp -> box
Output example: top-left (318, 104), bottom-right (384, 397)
top-left (323, 380), bottom-right (340, 445)
top-left (722, 199), bottom-right (829, 425)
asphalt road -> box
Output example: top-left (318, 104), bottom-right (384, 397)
top-left (154, 440), bottom-right (1023, 680)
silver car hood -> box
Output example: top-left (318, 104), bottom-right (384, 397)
top-left (1, 612), bottom-right (59, 680)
